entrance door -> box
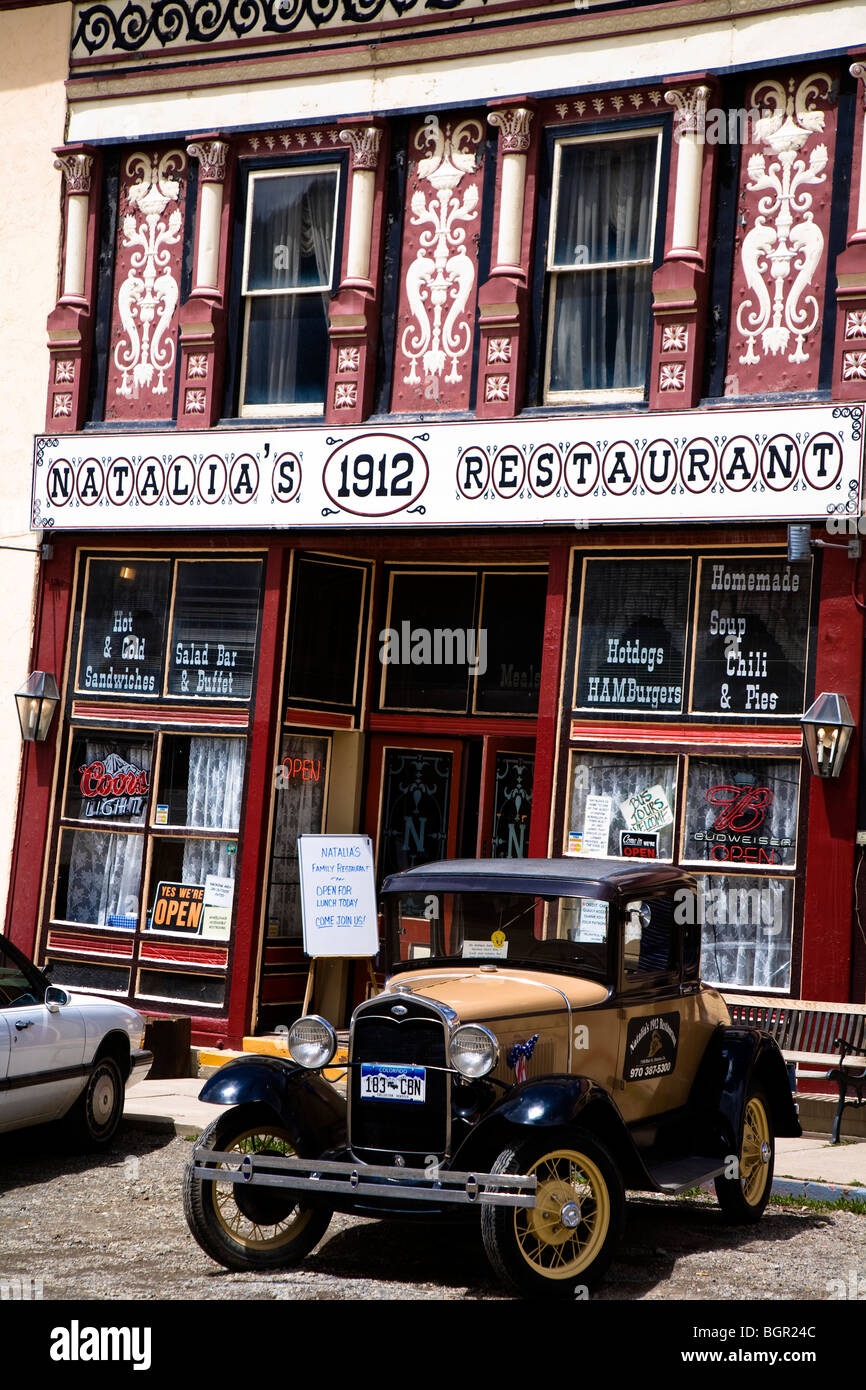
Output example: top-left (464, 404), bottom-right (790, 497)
top-left (365, 734), bottom-right (536, 878)
top-left (478, 737), bottom-right (535, 859)
top-left (365, 736), bottom-right (464, 881)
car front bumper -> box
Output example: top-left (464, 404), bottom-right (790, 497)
top-left (128, 1049), bottom-right (153, 1088)
top-left (189, 1145), bottom-right (537, 1209)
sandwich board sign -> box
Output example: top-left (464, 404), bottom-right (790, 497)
top-left (297, 834), bottom-right (379, 957)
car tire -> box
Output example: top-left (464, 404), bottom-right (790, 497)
top-left (183, 1104), bottom-right (332, 1272)
top-left (481, 1131), bottom-right (625, 1299)
top-left (714, 1086), bottom-right (775, 1224)
top-left (66, 1055), bottom-right (125, 1148)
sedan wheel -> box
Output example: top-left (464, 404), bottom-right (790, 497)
top-left (67, 1056), bottom-right (124, 1148)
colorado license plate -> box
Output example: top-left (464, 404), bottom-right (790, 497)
top-left (360, 1063), bottom-right (426, 1102)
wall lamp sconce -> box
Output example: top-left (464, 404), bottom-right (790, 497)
top-left (800, 692), bottom-right (855, 778)
top-left (787, 523), bottom-right (861, 562)
top-left (15, 671), bottom-right (60, 742)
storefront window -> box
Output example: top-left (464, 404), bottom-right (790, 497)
top-left (564, 547), bottom-right (813, 993)
top-left (156, 735), bottom-right (245, 830)
top-left (574, 558), bottom-right (690, 714)
top-left (266, 732), bottom-right (330, 939)
top-left (74, 554), bottom-right (264, 703)
top-left (696, 873), bottom-right (794, 992)
top-left (55, 827), bottom-right (144, 929)
top-left (567, 751), bottom-right (678, 860)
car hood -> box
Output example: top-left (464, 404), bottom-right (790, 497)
top-left (381, 967), bottom-right (609, 1021)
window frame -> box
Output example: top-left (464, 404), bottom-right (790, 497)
top-left (236, 160), bottom-right (343, 420)
top-left (538, 121), bottom-right (667, 407)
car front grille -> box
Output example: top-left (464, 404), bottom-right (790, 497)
top-left (348, 996), bottom-right (450, 1162)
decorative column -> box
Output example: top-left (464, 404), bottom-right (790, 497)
top-left (177, 134), bottom-right (232, 429)
top-left (649, 82), bottom-right (716, 410)
top-left (45, 145), bottom-right (100, 431)
top-left (833, 61), bottom-right (866, 402)
top-left (477, 102), bottom-right (536, 419)
top-left (326, 122), bottom-right (387, 425)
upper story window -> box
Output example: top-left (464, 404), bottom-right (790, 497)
top-left (544, 129), bottom-right (662, 404)
top-left (239, 165), bottom-right (340, 417)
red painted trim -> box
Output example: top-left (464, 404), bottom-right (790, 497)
top-left (368, 712), bottom-right (537, 737)
top-left (800, 548), bottom-right (864, 1002)
top-left (285, 706), bottom-right (355, 729)
top-left (47, 931), bottom-right (134, 958)
top-left (569, 720), bottom-right (803, 748)
top-left (529, 544), bottom-right (569, 856)
top-left (139, 941), bottom-right (227, 967)
top-left (72, 701), bottom-right (249, 726)
top-left (225, 544), bottom-right (287, 1046)
top-left (4, 539), bottom-right (76, 957)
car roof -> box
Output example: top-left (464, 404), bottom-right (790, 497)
top-left (381, 858), bottom-right (695, 901)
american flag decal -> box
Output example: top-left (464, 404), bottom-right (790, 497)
top-left (507, 1034), bottom-right (539, 1084)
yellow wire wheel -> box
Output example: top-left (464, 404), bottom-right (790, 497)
top-left (481, 1132), bottom-right (624, 1298)
top-left (714, 1085), bottom-right (775, 1225)
top-left (210, 1124), bottom-right (320, 1252)
top-left (515, 1149), bottom-right (611, 1278)
top-left (183, 1103), bottom-right (331, 1271)
top-left (739, 1096), bottom-right (772, 1206)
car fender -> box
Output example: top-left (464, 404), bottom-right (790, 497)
top-left (689, 1026), bottom-right (801, 1150)
top-left (452, 1075), bottom-right (651, 1187)
top-left (198, 1055), bottom-right (347, 1156)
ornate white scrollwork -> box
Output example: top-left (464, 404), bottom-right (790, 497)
top-left (113, 150), bottom-right (185, 397)
top-left (400, 114), bottom-right (483, 386)
top-left (736, 72), bottom-right (831, 366)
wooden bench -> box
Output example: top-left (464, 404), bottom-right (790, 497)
top-left (724, 994), bottom-right (866, 1144)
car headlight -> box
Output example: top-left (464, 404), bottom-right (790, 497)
top-left (450, 1024), bottom-right (499, 1080)
top-left (288, 1015), bottom-right (337, 1070)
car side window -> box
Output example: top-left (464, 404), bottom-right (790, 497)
top-left (623, 897), bottom-right (678, 983)
top-left (0, 943), bottom-right (43, 1008)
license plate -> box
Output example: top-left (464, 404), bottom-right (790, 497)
top-left (360, 1063), bottom-right (426, 1102)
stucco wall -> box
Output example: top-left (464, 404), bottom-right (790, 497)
top-left (0, 3), bottom-right (71, 925)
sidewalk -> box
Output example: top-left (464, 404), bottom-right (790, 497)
top-left (123, 1076), bottom-right (866, 1204)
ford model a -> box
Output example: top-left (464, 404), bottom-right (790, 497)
top-left (183, 859), bottom-right (799, 1298)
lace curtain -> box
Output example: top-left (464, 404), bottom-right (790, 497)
top-left (244, 170), bottom-right (336, 407)
top-left (549, 138), bottom-right (657, 392)
top-left (182, 737), bottom-right (244, 884)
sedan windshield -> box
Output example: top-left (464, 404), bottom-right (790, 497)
top-left (384, 890), bottom-right (610, 979)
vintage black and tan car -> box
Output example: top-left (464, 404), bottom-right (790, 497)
top-left (183, 859), bottom-right (799, 1298)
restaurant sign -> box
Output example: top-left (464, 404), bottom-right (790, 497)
top-left (33, 404), bottom-right (862, 532)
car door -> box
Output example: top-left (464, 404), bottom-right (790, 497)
top-left (0, 940), bottom-right (86, 1130)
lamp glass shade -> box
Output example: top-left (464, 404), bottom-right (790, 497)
top-left (800, 692), bottom-right (855, 778)
top-left (15, 671), bottom-right (60, 742)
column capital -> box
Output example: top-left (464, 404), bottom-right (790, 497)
top-left (53, 148), bottom-right (94, 195)
top-left (186, 137), bottom-right (230, 182)
top-left (664, 84), bottom-right (712, 135)
top-left (487, 107), bottom-right (534, 154)
top-left (851, 62), bottom-right (866, 107)
top-left (339, 125), bottom-right (383, 171)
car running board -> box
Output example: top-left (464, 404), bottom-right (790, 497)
top-left (646, 1156), bottom-right (728, 1194)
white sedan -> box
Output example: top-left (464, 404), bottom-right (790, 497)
top-left (0, 932), bottom-right (152, 1146)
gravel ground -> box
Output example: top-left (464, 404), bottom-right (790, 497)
top-left (1, 1122), bottom-right (863, 1303)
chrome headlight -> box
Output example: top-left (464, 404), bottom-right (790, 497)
top-left (288, 1015), bottom-right (337, 1070)
top-left (450, 1024), bottom-right (499, 1080)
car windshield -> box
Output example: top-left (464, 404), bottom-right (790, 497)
top-left (384, 890), bottom-right (610, 979)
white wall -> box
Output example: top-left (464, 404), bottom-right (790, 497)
top-left (0, 3), bottom-right (71, 925)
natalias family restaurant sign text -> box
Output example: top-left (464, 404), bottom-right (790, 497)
top-left (33, 404), bottom-right (862, 531)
